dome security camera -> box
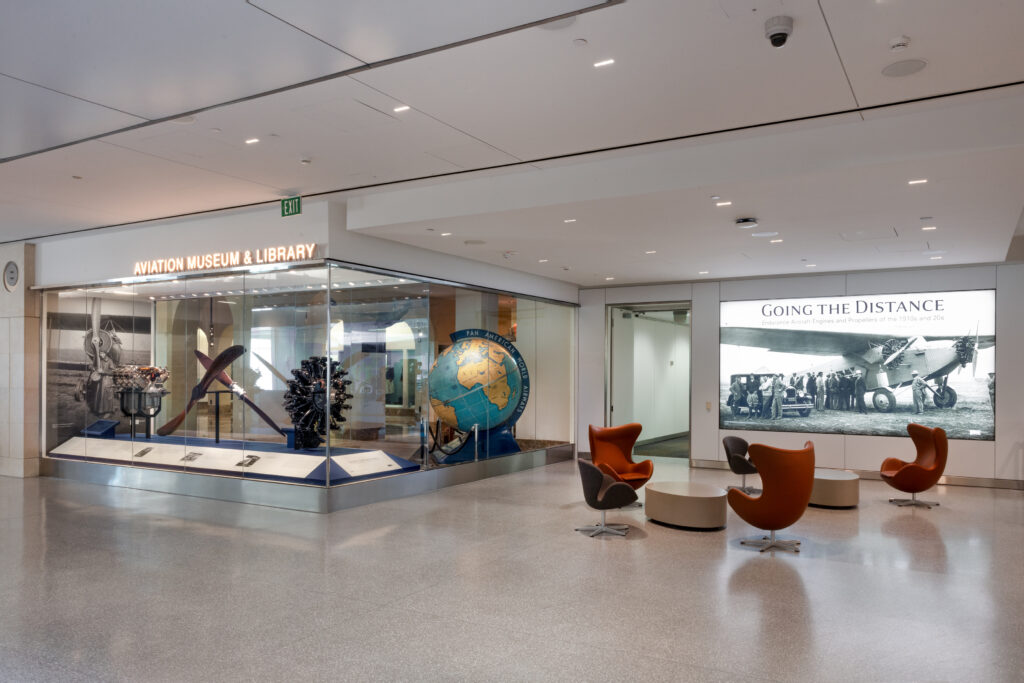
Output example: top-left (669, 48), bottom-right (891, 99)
top-left (765, 16), bottom-right (793, 48)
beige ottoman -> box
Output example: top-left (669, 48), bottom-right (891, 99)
top-left (809, 468), bottom-right (859, 508)
top-left (646, 481), bottom-right (727, 529)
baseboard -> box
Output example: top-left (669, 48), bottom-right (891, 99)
top-left (690, 458), bottom-right (1023, 490)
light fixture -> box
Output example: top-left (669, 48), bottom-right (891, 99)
top-left (805, 264), bottom-right (817, 268)
top-left (245, 138), bottom-right (259, 144)
top-left (751, 231), bottom-right (778, 238)
top-left (770, 239), bottom-right (783, 244)
top-left (393, 105), bottom-right (410, 112)
top-left (538, 259), bottom-right (549, 263)
top-left (716, 201), bottom-right (732, 207)
top-left (563, 218), bottom-right (576, 223)
top-left (710, 195), bottom-right (721, 200)
top-left (441, 232), bottom-right (452, 237)
top-left (698, 271), bottom-right (709, 275)
top-left (921, 226), bottom-right (937, 231)
top-left (930, 256), bottom-right (943, 260)
top-left (605, 277), bottom-right (615, 281)
top-left (908, 178), bottom-right (928, 185)
top-left (645, 250), bottom-right (657, 254)
top-left (735, 217), bottom-right (759, 229)
top-left (593, 58), bottom-right (615, 67)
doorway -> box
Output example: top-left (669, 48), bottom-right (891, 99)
top-left (608, 303), bottom-right (691, 458)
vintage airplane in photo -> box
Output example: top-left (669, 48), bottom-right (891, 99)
top-left (721, 327), bottom-right (994, 412)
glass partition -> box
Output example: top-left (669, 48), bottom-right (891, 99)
top-left (43, 261), bottom-right (575, 488)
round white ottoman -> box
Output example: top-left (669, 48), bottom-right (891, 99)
top-left (809, 468), bottom-right (860, 508)
top-left (646, 481), bottom-right (727, 529)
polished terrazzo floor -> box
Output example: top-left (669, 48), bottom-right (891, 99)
top-left (1, 458), bottom-right (1022, 682)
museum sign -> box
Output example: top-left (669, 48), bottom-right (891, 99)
top-left (132, 243), bottom-right (318, 276)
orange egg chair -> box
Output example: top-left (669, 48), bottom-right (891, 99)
top-left (728, 441), bottom-right (815, 553)
top-left (588, 423), bottom-right (653, 490)
top-left (880, 423), bottom-right (947, 509)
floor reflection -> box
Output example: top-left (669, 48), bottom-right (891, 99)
top-left (881, 510), bottom-right (949, 573)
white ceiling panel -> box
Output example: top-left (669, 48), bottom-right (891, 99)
top-left (822, 0), bottom-right (1024, 107)
top-left (0, 0), bottom-right (361, 120)
top-left (356, 0), bottom-right (858, 160)
top-left (248, 0), bottom-right (614, 63)
top-left (0, 141), bottom-right (278, 241)
top-left (0, 75), bottom-right (144, 160)
top-left (360, 145), bottom-right (1024, 286)
top-left (102, 76), bottom-right (520, 195)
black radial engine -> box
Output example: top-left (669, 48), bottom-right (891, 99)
top-left (282, 357), bottom-right (353, 449)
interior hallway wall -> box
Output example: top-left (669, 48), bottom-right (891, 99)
top-left (578, 265), bottom-right (1023, 482)
top-left (0, 243), bottom-right (41, 477)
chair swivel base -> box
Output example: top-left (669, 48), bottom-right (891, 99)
top-left (888, 491), bottom-right (939, 509)
top-left (740, 530), bottom-right (800, 553)
top-left (727, 485), bottom-right (761, 496)
top-left (575, 523), bottom-right (629, 537)
top-left (575, 510), bottom-right (630, 537)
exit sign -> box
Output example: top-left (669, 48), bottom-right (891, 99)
top-left (281, 196), bottom-right (301, 217)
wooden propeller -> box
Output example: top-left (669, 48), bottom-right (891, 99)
top-left (157, 345), bottom-right (246, 437)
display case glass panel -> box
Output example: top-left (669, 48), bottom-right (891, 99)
top-left (43, 260), bottom-right (574, 491)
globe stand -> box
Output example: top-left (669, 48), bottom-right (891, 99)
top-left (430, 421), bottom-right (521, 465)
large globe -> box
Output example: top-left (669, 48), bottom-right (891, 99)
top-left (428, 336), bottom-right (523, 432)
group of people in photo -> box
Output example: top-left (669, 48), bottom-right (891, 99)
top-left (729, 368), bottom-right (871, 419)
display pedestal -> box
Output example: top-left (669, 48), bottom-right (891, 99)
top-left (47, 434), bottom-right (419, 486)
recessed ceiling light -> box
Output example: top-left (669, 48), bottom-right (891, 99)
top-left (605, 277), bottom-right (615, 281)
top-left (805, 264), bottom-right (817, 268)
top-left (440, 232), bottom-right (452, 236)
top-left (348, 281), bottom-right (355, 286)
top-left (393, 105), bottom-right (410, 113)
top-left (593, 58), bottom-right (615, 68)
top-left (735, 218), bottom-right (758, 229)
top-left (770, 239), bottom-right (784, 243)
top-left (751, 231), bottom-right (778, 238)
top-left (921, 226), bottom-right (937, 231)
top-left (538, 259), bottom-right (549, 263)
top-left (710, 195), bottom-right (721, 200)
top-left (716, 201), bottom-right (732, 207)
top-left (563, 218), bottom-right (577, 223)
top-left (908, 178), bottom-right (927, 185)
top-left (930, 256), bottom-right (943, 260)
top-left (698, 271), bottom-right (709, 275)
top-left (245, 138), bottom-right (259, 144)
top-left (645, 250), bottom-right (657, 254)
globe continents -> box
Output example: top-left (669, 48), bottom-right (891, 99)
top-left (429, 337), bottom-right (523, 432)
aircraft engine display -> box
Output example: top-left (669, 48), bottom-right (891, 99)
top-left (719, 290), bottom-right (995, 440)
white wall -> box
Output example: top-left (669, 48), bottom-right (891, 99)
top-left (577, 265), bottom-right (1024, 482)
top-left (328, 202), bottom-right (578, 304)
top-left (33, 202), bottom-right (330, 288)
top-left (516, 299), bottom-right (575, 442)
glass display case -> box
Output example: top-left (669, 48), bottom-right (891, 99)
top-left (42, 260), bottom-right (575, 507)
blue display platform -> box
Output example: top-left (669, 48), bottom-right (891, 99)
top-left (47, 433), bottom-right (419, 487)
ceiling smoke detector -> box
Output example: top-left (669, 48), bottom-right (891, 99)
top-left (735, 217), bottom-right (759, 229)
top-left (890, 35), bottom-right (911, 51)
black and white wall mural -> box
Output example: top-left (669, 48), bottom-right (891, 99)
top-left (719, 290), bottom-right (995, 440)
